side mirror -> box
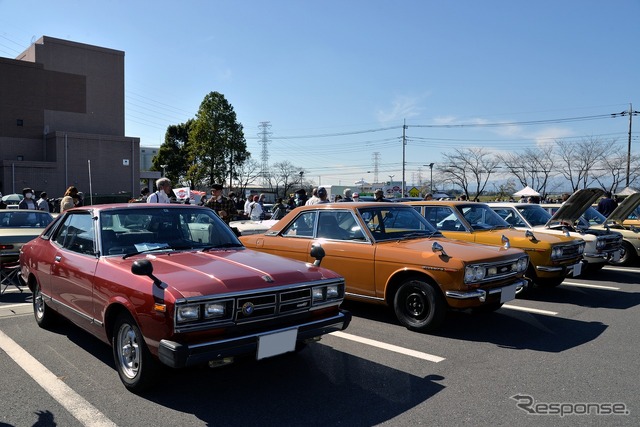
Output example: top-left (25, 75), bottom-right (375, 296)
top-left (525, 229), bottom-right (536, 241)
top-left (501, 234), bottom-right (511, 249)
top-left (432, 241), bottom-right (448, 257)
top-left (310, 243), bottom-right (325, 266)
top-left (131, 259), bottom-right (162, 287)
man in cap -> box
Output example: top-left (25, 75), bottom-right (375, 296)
top-left (374, 189), bottom-right (385, 202)
top-left (206, 183), bottom-right (237, 223)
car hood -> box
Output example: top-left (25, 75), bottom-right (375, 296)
top-left (380, 237), bottom-right (526, 264)
top-left (547, 188), bottom-right (604, 226)
top-left (607, 193), bottom-right (640, 222)
top-left (106, 249), bottom-right (340, 298)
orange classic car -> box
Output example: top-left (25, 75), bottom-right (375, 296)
top-left (20, 204), bottom-right (350, 392)
top-left (240, 202), bottom-right (529, 332)
top-left (406, 201), bottom-right (585, 288)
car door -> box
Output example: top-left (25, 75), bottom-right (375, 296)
top-left (49, 211), bottom-right (99, 326)
top-left (313, 210), bottom-right (376, 298)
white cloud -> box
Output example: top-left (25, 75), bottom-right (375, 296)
top-left (376, 95), bottom-right (424, 123)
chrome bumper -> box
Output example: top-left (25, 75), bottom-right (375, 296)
top-left (445, 279), bottom-right (527, 302)
top-left (157, 310), bottom-right (351, 368)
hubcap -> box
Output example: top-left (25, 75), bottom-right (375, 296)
top-left (117, 324), bottom-right (140, 379)
top-left (405, 289), bottom-right (428, 319)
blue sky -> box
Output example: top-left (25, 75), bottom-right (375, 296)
top-left (1, 0), bottom-right (639, 188)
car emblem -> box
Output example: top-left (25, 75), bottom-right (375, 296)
top-left (242, 302), bottom-right (255, 316)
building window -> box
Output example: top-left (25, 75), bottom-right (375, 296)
top-left (17, 155), bottom-right (24, 161)
top-left (17, 119), bottom-right (23, 126)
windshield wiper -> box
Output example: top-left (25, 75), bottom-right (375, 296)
top-left (201, 243), bottom-right (244, 251)
top-left (122, 244), bottom-right (195, 259)
top-left (398, 232), bottom-right (437, 240)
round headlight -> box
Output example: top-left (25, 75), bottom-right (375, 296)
top-left (517, 257), bottom-right (528, 272)
top-left (464, 266), bottom-right (475, 282)
top-left (474, 266), bottom-right (486, 281)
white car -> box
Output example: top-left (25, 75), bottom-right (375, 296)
top-left (490, 189), bottom-right (622, 272)
top-left (229, 219), bottom-right (280, 236)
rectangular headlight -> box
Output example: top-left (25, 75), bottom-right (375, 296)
top-left (326, 285), bottom-right (339, 299)
top-left (312, 287), bottom-right (325, 302)
top-left (177, 305), bottom-right (200, 323)
top-left (204, 302), bottom-right (227, 319)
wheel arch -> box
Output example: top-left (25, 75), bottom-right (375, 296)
top-left (384, 270), bottom-right (444, 306)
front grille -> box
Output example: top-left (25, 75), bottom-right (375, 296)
top-left (173, 280), bottom-right (344, 333)
top-left (556, 242), bottom-right (583, 260)
top-left (598, 236), bottom-right (623, 252)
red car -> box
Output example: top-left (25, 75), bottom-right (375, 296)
top-left (20, 203), bottom-right (350, 392)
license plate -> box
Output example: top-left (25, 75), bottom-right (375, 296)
top-left (257, 328), bottom-right (298, 360)
top-left (500, 283), bottom-right (518, 303)
top-left (572, 262), bottom-right (583, 277)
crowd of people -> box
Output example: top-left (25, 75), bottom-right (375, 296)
top-left (2, 176), bottom-right (624, 222)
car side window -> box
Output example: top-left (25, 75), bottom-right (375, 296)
top-left (424, 206), bottom-right (463, 231)
top-left (54, 213), bottom-right (95, 255)
top-left (282, 211), bottom-right (317, 238)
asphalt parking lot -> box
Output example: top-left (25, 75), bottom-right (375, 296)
top-left (1, 265), bottom-right (639, 427)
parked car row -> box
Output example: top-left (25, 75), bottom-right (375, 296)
top-left (12, 188), bottom-right (639, 393)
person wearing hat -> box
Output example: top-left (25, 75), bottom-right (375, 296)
top-left (423, 193), bottom-right (433, 201)
top-left (352, 192), bottom-right (359, 202)
top-left (374, 189), bottom-right (385, 202)
top-left (19, 187), bottom-right (38, 210)
top-left (206, 183), bottom-right (237, 223)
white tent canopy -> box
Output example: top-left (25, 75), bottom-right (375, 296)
top-left (615, 187), bottom-right (638, 196)
top-left (513, 186), bottom-right (540, 197)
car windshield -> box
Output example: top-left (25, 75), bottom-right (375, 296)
top-left (0, 211), bottom-right (54, 228)
top-left (455, 204), bottom-right (510, 230)
top-left (357, 206), bottom-right (439, 241)
top-left (517, 205), bottom-right (552, 227)
top-left (100, 207), bottom-right (242, 256)
top-left (583, 207), bottom-right (605, 226)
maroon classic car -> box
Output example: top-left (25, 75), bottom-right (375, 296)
top-left (19, 203), bottom-right (350, 392)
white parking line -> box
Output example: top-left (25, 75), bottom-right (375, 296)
top-left (562, 281), bottom-right (620, 290)
top-left (0, 330), bottom-right (117, 427)
top-left (603, 266), bottom-right (639, 273)
top-left (502, 304), bottom-right (558, 316)
top-left (330, 331), bottom-right (445, 363)
top-left (0, 303), bottom-right (31, 310)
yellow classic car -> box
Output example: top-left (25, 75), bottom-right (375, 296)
top-left (240, 202), bottom-right (529, 332)
top-left (406, 201), bottom-right (585, 288)
top-left (591, 193), bottom-right (640, 265)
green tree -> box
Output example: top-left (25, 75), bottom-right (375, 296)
top-left (152, 119), bottom-right (194, 188)
top-left (188, 92), bottom-right (248, 188)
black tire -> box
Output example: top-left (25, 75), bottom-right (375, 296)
top-left (33, 281), bottom-right (57, 329)
top-left (535, 277), bottom-right (565, 288)
top-left (393, 278), bottom-right (446, 332)
top-left (112, 312), bottom-right (159, 392)
top-left (611, 241), bottom-right (638, 266)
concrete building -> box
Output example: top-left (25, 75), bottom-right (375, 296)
top-left (0, 36), bottom-right (141, 201)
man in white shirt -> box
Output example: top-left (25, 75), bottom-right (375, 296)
top-left (146, 177), bottom-right (172, 203)
top-left (37, 192), bottom-right (50, 212)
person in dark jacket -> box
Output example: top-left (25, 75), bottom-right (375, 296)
top-left (596, 192), bottom-right (618, 217)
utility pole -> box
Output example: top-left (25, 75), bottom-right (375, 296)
top-left (614, 105), bottom-right (639, 188)
top-left (402, 119), bottom-right (407, 197)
